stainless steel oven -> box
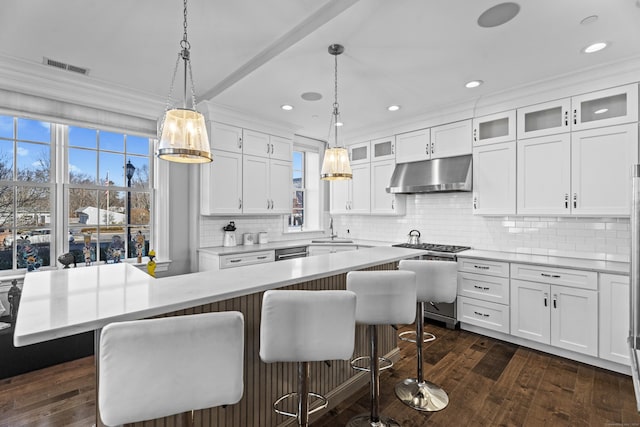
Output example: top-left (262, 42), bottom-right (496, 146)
top-left (392, 243), bottom-right (470, 329)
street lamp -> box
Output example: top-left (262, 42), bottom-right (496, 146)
top-left (125, 160), bottom-right (136, 257)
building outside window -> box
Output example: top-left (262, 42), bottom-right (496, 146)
top-left (287, 138), bottom-right (320, 232)
top-left (0, 113), bottom-right (153, 273)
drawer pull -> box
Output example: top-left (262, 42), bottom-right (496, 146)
top-left (473, 285), bottom-right (490, 291)
top-left (229, 259), bottom-right (242, 263)
top-left (257, 256), bottom-right (268, 260)
top-left (473, 265), bottom-right (490, 270)
top-left (541, 273), bottom-right (561, 278)
top-left (473, 311), bottom-right (490, 318)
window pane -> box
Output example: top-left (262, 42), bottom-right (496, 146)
top-left (69, 148), bottom-right (97, 184)
top-left (0, 186), bottom-right (14, 270)
top-left (293, 151), bottom-right (303, 170)
top-left (99, 152), bottom-right (124, 187)
top-left (15, 186), bottom-right (51, 270)
top-left (127, 135), bottom-right (150, 155)
top-left (16, 186), bottom-right (50, 228)
top-left (17, 142), bottom-right (50, 182)
top-left (104, 233), bottom-right (126, 263)
top-left (0, 140), bottom-right (14, 180)
top-left (99, 190), bottom-right (126, 226)
top-left (69, 189), bottom-right (98, 225)
top-left (130, 191), bottom-right (151, 225)
top-left (17, 118), bottom-right (50, 142)
top-left (129, 226), bottom-right (149, 258)
top-left (127, 157), bottom-right (149, 189)
top-left (69, 126), bottom-right (97, 149)
top-left (0, 115), bottom-right (13, 139)
top-left (100, 131), bottom-right (124, 152)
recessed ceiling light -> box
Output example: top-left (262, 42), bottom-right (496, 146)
top-left (465, 80), bottom-right (483, 88)
top-left (387, 105), bottom-right (401, 112)
top-left (594, 108), bottom-right (609, 115)
top-left (301, 92), bottom-right (322, 101)
top-left (582, 42), bottom-right (608, 53)
top-left (477, 2), bottom-right (520, 28)
top-left (281, 104), bottom-right (293, 111)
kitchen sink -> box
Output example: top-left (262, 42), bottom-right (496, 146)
top-left (311, 238), bottom-right (354, 244)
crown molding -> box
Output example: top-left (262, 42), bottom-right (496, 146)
top-left (0, 53), bottom-right (165, 120)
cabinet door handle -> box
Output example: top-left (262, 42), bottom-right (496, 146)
top-left (473, 265), bottom-right (489, 270)
top-left (544, 292), bottom-right (548, 307)
top-left (431, 141), bottom-right (434, 155)
top-left (541, 273), bottom-right (561, 278)
top-left (473, 311), bottom-right (490, 318)
top-left (573, 109), bottom-right (577, 125)
top-left (473, 196), bottom-right (478, 210)
top-left (266, 143), bottom-right (270, 154)
top-left (239, 198), bottom-right (242, 209)
top-left (426, 144), bottom-right (429, 155)
top-left (267, 200), bottom-right (270, 209)
top-left (473, 285), bottom-right (490, 291)
top-left (238, 137), bottom-right (243, 149)
top-left (391, 143), bottom-right (395, 154)
top-left (473, 128), bottom-right (477, 142)
top-left (553, 294), bottom-right (558, 309)
top-left (391, 199), bottom-right (395, 210)
top-left (271, 144), bottom-right (274, 154)
top-left (573, 193), bottom-right (577, 209)
top-left (564, 110), bottom-right (569, 127)
top-left (564, 194), bottom-right (569, 209)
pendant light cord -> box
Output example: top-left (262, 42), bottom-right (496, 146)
top-left (333, 53), bottom-right (340, 149)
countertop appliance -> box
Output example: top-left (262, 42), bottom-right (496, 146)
top-left (275, 246), bottom-right (308, 261)
top-left (392, 242), bottom-right (471, 328)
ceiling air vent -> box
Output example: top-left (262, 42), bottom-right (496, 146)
top-left (43, 57), bottom-right (89, 75)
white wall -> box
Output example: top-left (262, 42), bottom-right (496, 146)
top-left (331, 193), bottom-right (630, 262)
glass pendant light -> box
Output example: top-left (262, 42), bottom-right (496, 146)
top-left (321, 44), bottom-right (352, 180)
top-left (157, 0), bottom-right (212, 164)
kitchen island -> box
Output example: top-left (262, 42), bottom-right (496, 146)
top-left (14, 246), bottom-right (423, 427)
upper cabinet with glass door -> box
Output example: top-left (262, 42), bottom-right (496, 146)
top-left (472, 110), bottom-right (516, 146)
top-left (371, 136), bottom-right (395, 162)
top-left (571, 84), bottom-right (638, 131)
top-left (349, 141), bottom-right (370, 165)
top-left (517, 98), bottom-right (571, 139)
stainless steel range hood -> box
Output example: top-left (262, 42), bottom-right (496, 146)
top-left (386, 154), bottom-right (472, 194)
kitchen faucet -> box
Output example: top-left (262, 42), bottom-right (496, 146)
top-left (329, 216), bottom-right (337, 240)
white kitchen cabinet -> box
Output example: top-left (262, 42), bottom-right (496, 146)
top-left (517, 98), bottom-right (571, 139)
top-left (200, 149), bottom-right (243, 215)
top-left (370, 159), bottom-right (405, 215)
top-left (571, 84), bottom-right (639, 131)
top-left (472, 141), bottom-right (516, 215)
top-left (395, 129), bottom-right (429, 163)
top-left (330, 163), bottom-right (370, 214)
top-left (599, 273), bottom-right (630, 366)
top-left (431, 120), bottom-right (472, 158)
top-left (571, 123), bottom-right (638, 216)
top-left (517, 133), bottom-right (571, 215)
top-left (349, 141), bottom-right (370, 165)
top-left (472, 110), bottom-right (516, 146)
top-left (199, 250), bottom-right (275, 271)
top-left (511, 264), bottom-right (598, 357)
top-left (371, 136), bottom-right (395, 162)
top-left (209, 122), bottom-right (243, 153)
top-left (242, 129), bottom-right (292, 161)
top-left (457, 258), bottom-right (510, 334)
top-left (242, 155), bottom-right (291, 214)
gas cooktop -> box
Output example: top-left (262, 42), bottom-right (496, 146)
top-left (392, 243), bottom-right (471, 253)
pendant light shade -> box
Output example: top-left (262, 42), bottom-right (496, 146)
top-left (157, 0), bottom-right (212, 164)
top-left (158, 108), bottom-right (212, 163)
top-left (321, 44), bottom-right (352, 181)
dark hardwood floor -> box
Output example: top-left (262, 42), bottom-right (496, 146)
top-left (1, 322), bottom-right (639, 426)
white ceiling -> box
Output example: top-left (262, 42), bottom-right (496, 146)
top-left (1, 0), bottom-right (639, 140)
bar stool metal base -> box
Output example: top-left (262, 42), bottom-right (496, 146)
top-left (346, 413), bottom-right (402, 427)
top-left (394, 378), bottom-right (449, 412)
top-left (350, 355), bottom-right (393, 372)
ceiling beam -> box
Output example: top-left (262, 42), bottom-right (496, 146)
top-left (200, 0), bottom-right (361, 100)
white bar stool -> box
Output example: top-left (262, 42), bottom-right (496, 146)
top-left (260, 289), bottom-right (357, 427)
top-left (98, 311), bottom-right (244, 426)
top-left (346, 270), bottom-right (417, 427)
top-left (396, 259), bottom-right (457, 412)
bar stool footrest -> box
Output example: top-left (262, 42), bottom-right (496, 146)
top-left (273, 391), bottom-right (328, 418)
top-left (350, 355), bottom-right (393, 372)
top-left (346, 413), bottom-right (402, 427)
top-left (399, 330), bottom-right (436, 344)
top-left (394, 378), bottom-right (449, 412)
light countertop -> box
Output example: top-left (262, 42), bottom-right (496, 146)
top-left (14, 246), bottom-right (423, 347)
top-left (458, 249), bottom-right (629, 275)
top-left (198, 238), bottom-right (393, 255)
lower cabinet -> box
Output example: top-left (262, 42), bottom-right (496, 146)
top-left (599, 273), bottom-right (630, 365)
top-left (199, 250), bottom-right (275, 271)
top-left (511, 278), bottom-right (598, 357)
